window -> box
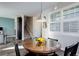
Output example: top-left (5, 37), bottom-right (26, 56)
top-left (50, 23), bottom-right (60, 31)
top-left (50, 12), bottom-right (60, 22)
top-left (63, 6), bottom-right (79, 20)
top-left (63, 7), bottom-right (74, 20)
top-left (63, 21), bottom-right (79, 32)
top-left (49, 5), bottom-right (79, 33)
top-left (50, 12), bottom-right (61, 31)
top-left (63, 5), bottom-right (79, 33)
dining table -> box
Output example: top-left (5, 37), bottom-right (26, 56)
top-left (23, 39), bottom-right (61, 56)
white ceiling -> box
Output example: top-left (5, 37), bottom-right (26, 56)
top-left (0, 2), bottom-right (75, 18)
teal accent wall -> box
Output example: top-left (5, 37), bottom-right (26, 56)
top-left (0, 17), bottom-right (15, 35)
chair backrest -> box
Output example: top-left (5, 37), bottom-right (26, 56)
top-left (48, 38), bottom-right (58, 41)
top-left (48, 38), bottom-right (58, 47)
top-left (15, 44), bottom-right (20, 56)
top-left (64, 42), bottom-right (79, 56)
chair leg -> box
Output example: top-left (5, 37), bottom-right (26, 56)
top-left (52, 52), bottom-right (58, 56)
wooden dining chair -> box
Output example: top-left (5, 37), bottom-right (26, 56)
top-left (64, 42), bottom-right (79, 56)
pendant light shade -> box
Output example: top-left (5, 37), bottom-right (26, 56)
top-left (37, 16), bottom-right (46, 22)
top-left (37, 2), bottom-right (46, 22)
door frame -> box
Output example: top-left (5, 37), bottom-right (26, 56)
top-left (15, 15), bottom-right (24, 40)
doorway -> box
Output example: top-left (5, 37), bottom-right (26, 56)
top-left (24, 16), bottom-right (33, 39)
top-left (17, 17), bottom-right (22, 40)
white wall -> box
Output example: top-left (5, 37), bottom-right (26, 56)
top-left (33, 17), bottom-right (42, 37)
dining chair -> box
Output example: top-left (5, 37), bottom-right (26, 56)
top-left (48, 38), bottom-right (59, 56)
top-left (53, 42), bottom-right (79, 56)
top-left (15, 43), bottom-right (20, 56)
top-left (48, 38), bottom-right (79, 56)
top-left (64, 42), bottom-right (79, 56)
top-left (15, 40), bottom-right (37, 56)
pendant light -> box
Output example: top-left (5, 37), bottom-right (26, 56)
top-left (37, 2), bottom-right (46, 22)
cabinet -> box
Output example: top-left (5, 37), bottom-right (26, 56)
top-left (0, 34), bottom-right (4, 44)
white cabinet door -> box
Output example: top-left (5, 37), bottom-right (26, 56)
top-left (0, 35), bottom-right (4, 44)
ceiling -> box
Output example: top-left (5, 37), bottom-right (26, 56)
top-left (0, 2), bottom-right (75, 18)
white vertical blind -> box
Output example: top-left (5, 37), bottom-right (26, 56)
top-left (63, 5), bottom-right (79, 33)
top-left (50, 4), bottom-right (79, 33)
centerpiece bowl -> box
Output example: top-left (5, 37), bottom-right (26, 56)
top-left (35, 37), bottom-right (46, 47)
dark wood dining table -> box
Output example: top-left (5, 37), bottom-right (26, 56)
top-left (23, 39), bottom-right (61, 56)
